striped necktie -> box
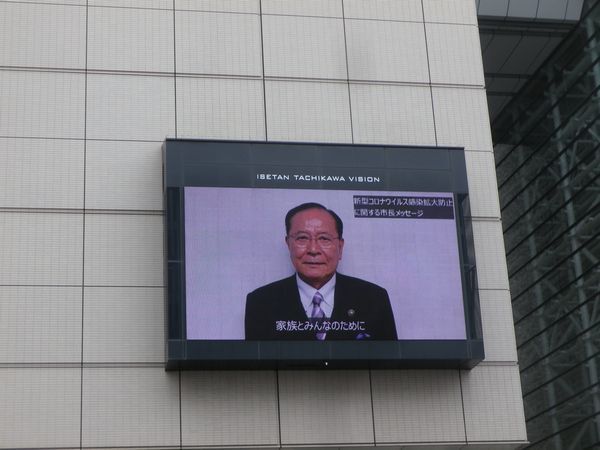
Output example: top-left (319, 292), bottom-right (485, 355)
top-left (311, 291), bottom-right (326, 340)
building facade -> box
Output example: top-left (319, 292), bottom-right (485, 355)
top-left (493, 0), bottom-right (600, 447)
top-left (0, 1), bottom-right (525, 448)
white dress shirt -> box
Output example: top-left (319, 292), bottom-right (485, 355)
top-left (296, 273), bottom-right (336, 318)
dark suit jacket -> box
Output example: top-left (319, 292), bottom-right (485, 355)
top-left (245, 273), bottom-right (397, 340)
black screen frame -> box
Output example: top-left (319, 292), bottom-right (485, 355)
top-left (164, 139), bottom-right (484, 370)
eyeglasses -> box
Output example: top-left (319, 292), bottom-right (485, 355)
top-left (288, 233), bottom-right (340, 249)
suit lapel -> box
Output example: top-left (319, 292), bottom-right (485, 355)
top-left (283, 275), bottom-right (306, 318)
top-left (331, 273), bottom-right (352, 322)
top-left (282, 275), bottom-right (316, 339)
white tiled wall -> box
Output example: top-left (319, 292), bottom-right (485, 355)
top-left (464, 150), bottom-right (502, 218)
top-left (471, 220), bottom-right (511, 290)
top-left (176, 76), bottom-right (265, 139)
top-left (83, 286), bottom-right (165, 363)
top-left (0, 0), bottom-right (524, 448)
top-left (371, 370), bottom-right (466, 443)
top-left (279, 370), bottom-right (374, 445)
top-left (345, 19), bottom-right (429, 83)
top-left (0, 368), bottom-right (81, 449)
top-left (84, 140), bottom-right (163, 211)
top-left (344, 0), bottom-right (423, 21)
top-left (263, 0), bottom-right (342, 17)
top-left (0, 212), bottom-right (83, 285)
top-left (0, 286), bottom-right (82, 363)
top-left (426, 23), bottom-right (485, 86)
top-left (176, 10), bottom-right (262, 76)
top-left (91, 0), bottom-right (172, 8)
top-left (0, 70), bottom-right (86, 139)
top-left (461, 365), bottom-right (527, 442)
top-left (81, 368), bottom-right (180, 448)
top-left (432, 86), bottom-right (494, 152)
top-left (88, 6), bottom-right (174, 73)
top-left (478, 290), bottom-right (518, 362)
top-left (263, 14), bottom-right (347, 79)
top-left (86, 73), bottom-right (175, 141)
top-left (423, 0), bottom-right (479, 24)
top-left (83, 213), bottom-right (164, 286)
top-left (350, 83), bottom-right (436, 146)
top-left (175, 0), bottom-right (259, 13)
top-left (0, 2), bottom-right (85, 69)
top-left (181, 371), bottom-right (280, 447)
top-left (265, 79), bottom-right (352, 142)
top-left (0, 138), bottom-right (84, 209)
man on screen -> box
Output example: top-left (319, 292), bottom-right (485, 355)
top-left (245, 202), bottom-right (397, 340)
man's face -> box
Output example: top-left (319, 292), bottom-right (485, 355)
top-left (286, 208), bottom-right (344, 289)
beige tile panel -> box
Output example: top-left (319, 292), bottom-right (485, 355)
top-left (88, 6), bottom-right (174, 73)
top-left (265, 79), bottom-right (352, 143)
top-left (464, 150), bottom-right (501, 218)
top-left (279, 370), bottom-right (374, 446)
top-left (175, 10), bottom-right (262, 76)
top-left (344, 0), bottom-right (423, 21)
top-left (426, 23), bottom-right (485, 86)
top-left (175, 0), bottom-right (259, 13)
top-left (89, 0), bottom-right (172, 8)
top-left (83, 286), bottom-right (164, 363)
top-left (471, 220), bottom-right (510, 290)
top-left (371, 370), bottom-right (466, 444)
top-left (423, 0), bottom-right (478, 24)
top-left (181, 370), bottom-right (279, 447)
top-left (0, 2), bottom-right (85, 69)
top-left (0, 211), bottom-right (83, 285)
top-left (78, 446), bottom-right (179, 450)
top-left (0, 70), bottom-right (85, 139)
top-left (350, 83), bottom-right (436, 146)
top-left (84, 213), bottom-right (163, 286)
top-left (263, 14), bottom-right (347, 79)
top-left (82, 367), bottom-right (180, 448)
top-left (346, 19), bottom-right (429, 83)
top-left (479, 289), bottom-right (518, 363)
top-left (4, 0), bottom-right (85, 4)
top-left (85, 140), bottom-right (162, 211)
top-left (0, 137), bottom-right (84, 209)
top-left (86, 73), bottom-right (175, 141)
top-left (432, 86), bottom-right (493, 152)
top-left (0, 286), bottom-right (81, 363)
top-left (176, 76), bottom-right (265, 140)
top-left (262, 0), bottom-right (342, 17)
top-left (0, 368), bottom-right (80, 449)
top-left (461, 365), bottom-right (527, 443)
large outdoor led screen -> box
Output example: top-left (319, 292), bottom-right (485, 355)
top-left (164, 139), bottom-right (483, 369)
top-left (185, 187), bottom-right (465, 341)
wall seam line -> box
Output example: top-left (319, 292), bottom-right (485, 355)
top-left (80, 1), bottom-right (89, 448)
top-left (368, 369), bottom-right (377, 446)
top-left (173, 0), bottom-right (178, 138)
top-left (420, 0), bottom-right (439, 146)
top-left (341, 0), bottom-right (355, 144)
top-left (259, 0), bottom-right (268, 141)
